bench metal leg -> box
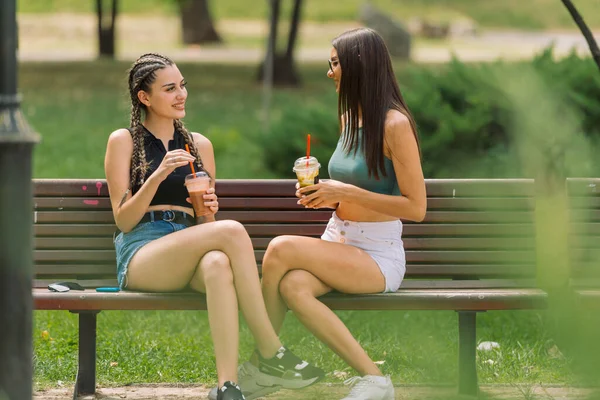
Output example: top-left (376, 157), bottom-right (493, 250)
top-left (71, 311), bottom-right (99, 398)
top-left (458, 311), bottom-right (478, 396)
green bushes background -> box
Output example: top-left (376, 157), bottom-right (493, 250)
top-left (263, 49), bottom-right (600, 180)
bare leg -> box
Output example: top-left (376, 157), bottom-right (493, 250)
top-left (126, 220), bottom-right (281, 359)
top-left (261, 235), bottom-right (386, 376)
top-left (186, 251), bottom-right (239, 386)
top-left (280, 270), bottom-right (381, 376)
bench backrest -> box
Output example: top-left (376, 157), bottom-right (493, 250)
top-left (567, 178), bottom-right (600, 286)
top-left (33, 179), bottom-right (537, 289)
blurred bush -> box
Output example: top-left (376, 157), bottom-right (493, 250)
top-left (263, 48), bottom-right (600, 179)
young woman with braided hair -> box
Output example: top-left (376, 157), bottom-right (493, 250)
top-left (104, 53), bottom-right (323, 400)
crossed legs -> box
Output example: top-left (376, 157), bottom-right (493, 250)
top-left (126, 220), bottom-right (282, 385)
top-left (261, 235), bottom-right (386, 376)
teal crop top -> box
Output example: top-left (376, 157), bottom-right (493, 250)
top-left (328, 128), bottom-right (400, 195)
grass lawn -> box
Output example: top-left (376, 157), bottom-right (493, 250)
top-left (24, 60), bottom-right (577, 388)
top-left (18, 0), bottom-right (600, 30)
top-left (34, 309), bottom-right (572, 388)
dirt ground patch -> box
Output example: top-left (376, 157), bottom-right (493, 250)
top-left (33, 384), bottom-right (596, 400)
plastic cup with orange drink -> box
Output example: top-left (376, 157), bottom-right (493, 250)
top-left (184, 171), bottom-right (211, 223)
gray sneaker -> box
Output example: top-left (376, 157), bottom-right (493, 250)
top-left (208, 362), bottom-right (282, 400)
top-left (208, 346), bottom-right (324, 400)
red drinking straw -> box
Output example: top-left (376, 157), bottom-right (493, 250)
top-left (185, 144), bottom-right (196, 174)
top-left (306, 134), bottom-right (311, 167)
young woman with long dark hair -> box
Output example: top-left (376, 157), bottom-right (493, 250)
top-left (237, 28), bottom-right (426, 400)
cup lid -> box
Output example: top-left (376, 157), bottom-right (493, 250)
top-left (293, 156), bottom-right (320, 171)
top-left (185, 171), bottom-right (209, 180)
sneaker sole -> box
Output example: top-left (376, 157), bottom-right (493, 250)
top-left (208, 384), bottom-right (283, 400)
top-left (256, 374), bottom-right (322, 390)
top-left (208, 376), bottom-right (322, 400)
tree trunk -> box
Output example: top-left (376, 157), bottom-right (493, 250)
top-left (257, 0), bottom-right (303, 87)
top-left (561, 0), bottom-right (600, 72)
top-left (179, 0), bottom-right (222, 45)
top-left (96, 0), bottom-right (118, 59)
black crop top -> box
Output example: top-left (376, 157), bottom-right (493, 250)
top-left (131, 126), bottom-right (199, 208)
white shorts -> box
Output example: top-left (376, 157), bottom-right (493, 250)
top-left (321, 212), bottom-right (406, 293)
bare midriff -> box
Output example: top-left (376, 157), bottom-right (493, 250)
top-left (335, 202), bottom-right (398, 223)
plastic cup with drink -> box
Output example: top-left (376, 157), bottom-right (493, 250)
top-left (293, 156), bottom-right (320, 192)
top-left (184, 171), bottom-right (211, 223)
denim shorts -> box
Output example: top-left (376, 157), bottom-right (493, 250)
top-left (321, 212), bottom-right (406, 293)
top-left (114, 220), bottom-right (190, 289)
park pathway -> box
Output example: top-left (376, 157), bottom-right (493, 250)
top-left (33, 383), bottom-right (594, 399)
top-left (17, 14), bottom-right (600, 64)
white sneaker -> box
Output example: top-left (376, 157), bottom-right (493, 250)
top-left (341, 375), bottom-right (394, 400)
top-left (207, 362), bottom-right (282, 400)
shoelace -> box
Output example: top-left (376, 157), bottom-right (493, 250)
top-left (344, 376), bottom-right (372, 396)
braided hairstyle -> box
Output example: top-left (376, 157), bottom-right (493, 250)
top-left (127, 53), bottom-right (204, 189)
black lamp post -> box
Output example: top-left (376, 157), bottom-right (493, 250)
top-left (0, 0), bottom-right (40, 398)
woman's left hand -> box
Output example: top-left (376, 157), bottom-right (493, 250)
top-left (297, 179), bottom-right (348, 209)
top-left (203, 187), bottom-right (219, 215)
top-left (186, 187), bottom-right (219, 216)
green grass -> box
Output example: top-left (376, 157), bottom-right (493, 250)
top-left (34, 309), bottom-right (573, 388)
top-left (17, 0), bottom-right (600, 29)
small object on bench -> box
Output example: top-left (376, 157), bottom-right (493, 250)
top-left (96, 287), bottom-right (120, 293)
top-left (48, 282), bottom-right (85, 292)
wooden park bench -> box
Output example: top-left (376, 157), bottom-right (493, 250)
top-left (32, 178), bottom-right (547, 398)
top-left (566, 178), bottom-right (600, 309)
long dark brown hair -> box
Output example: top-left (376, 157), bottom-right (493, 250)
top-left (332, 28), bottom-right (419, 179)
top-left (127, 53), bottom-right (204, 189)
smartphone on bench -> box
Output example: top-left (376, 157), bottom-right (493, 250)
top-left (48, 282), bottom-right (85, 292)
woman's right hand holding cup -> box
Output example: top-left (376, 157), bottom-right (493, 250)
top-left (155, 150), bottom-right (196, 181)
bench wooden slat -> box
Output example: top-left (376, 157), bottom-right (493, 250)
top-left (569, 210), bottom-right (600, 222)
top-left (33, 196), bottom-right (535, 212)
top-left (406, 264), bottom-right (534, 277)
top-left (570, 223), bottom-right (600, 235)
top-left (569, 197), bottom-right (600, 209)
top-left (34, 223), bottom-right (536, 238)
top-left (33, 263), bottom-right (535, 279)
top-left (32, 286), bottom-right (546, 311)
top-left (34, 198), bottom-right (113, 210)
top-left (570, 248), bottom-right (600, 262)
top-left (34, 249), bottom-right (535, 264)
top-left (34, 179), bottom-right (536, 198)
top-left (34, 210), bottom-right (534, 224)
top-left (34, 264), bottom-right (116, 275)
top-left (575, 290), bottom-right (600, 309)
top-left (569, 236), bottom-right (600, 248)
top-left (33, 278), bottom-right (535, 290)
top-left (35, 225), bottom-right (118, 236)
top-left (36, 238), bottom-right (115, 249)
top-left (34, 179), bottom-right (110, 197)
top-left (34, 210), bottom-right (337, 224)
top-left (318, 289), bottom-right (546, 311)
top-left (35, 236), bottom-right (535, 251)
top-left (570, 278), bottom-right (600, 289)
top-left (566, 178), bottom-right (600, 196)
